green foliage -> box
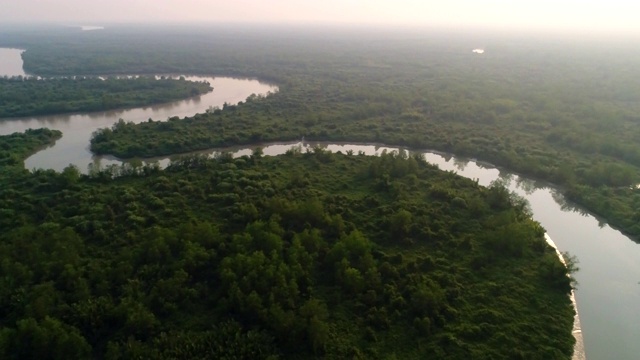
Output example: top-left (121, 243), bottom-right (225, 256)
top-left (0, 143), bottom-right (576, 359)
top-left (107, 321), bottom-right (280, 359)
top-left (0, 317), bottom-right (91, 360)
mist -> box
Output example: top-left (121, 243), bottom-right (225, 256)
top-left (2, 0), bottom-right (640, 35)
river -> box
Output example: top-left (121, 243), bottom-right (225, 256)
top-left (3, 48), bottom-right (640, 360)
top-left (0, 49), bottom-right (277, 172)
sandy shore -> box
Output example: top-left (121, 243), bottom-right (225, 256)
top-left (544, 234), bottom-right (586, 360)
top-left (571, 292), bottom-right (586, 360)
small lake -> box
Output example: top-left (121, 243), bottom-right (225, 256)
top-left (4, 47), bottom-right (640, 359)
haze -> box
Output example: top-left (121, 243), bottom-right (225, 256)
top-left (2, 0), bottom-right (640, 34)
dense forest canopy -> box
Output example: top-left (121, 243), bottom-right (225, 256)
top-left (9, 24), bottom-right (640, 358)
top-left (0, 76), bottom-right (211, 118)
top-left (0, 130), bottom-right (575, 359)
top-left (3, 24), bottom-right (636, 239)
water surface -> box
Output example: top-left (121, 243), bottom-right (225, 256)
top-left (0, 48), bottom-right (27, 76)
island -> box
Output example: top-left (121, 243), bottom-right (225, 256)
top-left (0, 76), bottom-right (211, 118)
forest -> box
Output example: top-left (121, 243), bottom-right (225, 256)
top-left (4, 24), bottom-right (632, 358)
top-left (0, 76), bottom-right (211, 118)
top-left (0, 129), bottom-right (576, 359)
top-left (6, 25), bottom-right (634, 239)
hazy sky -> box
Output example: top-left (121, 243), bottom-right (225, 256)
top-left (2, 0), bottom-right (639, 33)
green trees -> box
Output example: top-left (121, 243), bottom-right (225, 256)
top-left (0, 317), bottom-right (91, 360)
top-left (0, 140), bottom-right (576, 358)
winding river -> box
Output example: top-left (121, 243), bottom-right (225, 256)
top-left (0, 50), bottom-right (277, 172)
top-left (3, 48), bottom-right (640, 360)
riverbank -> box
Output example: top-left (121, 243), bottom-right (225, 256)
top-left (572, 300), bottom-right (586, 360)
top-left (545, 234), bottom-right (585, 360)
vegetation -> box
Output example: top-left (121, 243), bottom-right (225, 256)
top-left (0, 130), bottom-right (576, 359)
top-left (5, 25), bottom-right (630, 238)
top-left (0, 76), bottom-right (211, 118)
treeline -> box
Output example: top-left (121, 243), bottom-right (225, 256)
top-left (0, 130), bottom-right (576, 359)
top-left (0, 76), bottom-right (211, 118)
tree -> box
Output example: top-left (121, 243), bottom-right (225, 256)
top-left (390, 209), bottom-right (412, 240)
top-left (0, 317), bottom-right (91, 360)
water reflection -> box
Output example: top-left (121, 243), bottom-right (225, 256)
top-left (497, 171), bottom-right (514, 186)
top-left (514, 176), bottom-right (537, 195)
top-left (453, 158), bottom-right (467, 171)
top-left (475, 161), bottom-right (494, 170)
top-left (550, 189), bottom-right (589, 216)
